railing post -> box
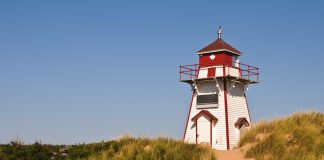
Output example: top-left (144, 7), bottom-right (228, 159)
top-left (194, 65), bottom-right (196, 79)
top-left (257, 68), bottom-right (259, 82)
top-left (248, 66), bottom-right (250, 80)
top-left (223, 64), bottom-right (226, 77)
top-left (195, 64), bottom-right (198, 79)
top-left (180, 66), bottom-right (182, 81)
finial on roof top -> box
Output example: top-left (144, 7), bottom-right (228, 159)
top-left (217, 26), bottom-right (222, 39)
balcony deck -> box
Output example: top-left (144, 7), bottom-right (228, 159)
top-left (179, 62), bottom-right (259, 84)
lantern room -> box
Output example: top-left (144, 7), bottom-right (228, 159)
top-left (197, 37), bottom-right (241, 68)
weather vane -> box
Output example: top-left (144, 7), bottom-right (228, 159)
top-left (217, 26), bottom-right (222, 39)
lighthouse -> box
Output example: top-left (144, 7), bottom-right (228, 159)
top-left (179, 27), bottom-right (259, 150)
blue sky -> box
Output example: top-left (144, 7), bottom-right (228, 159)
top-left (0, 0), bottom-right (323, 144)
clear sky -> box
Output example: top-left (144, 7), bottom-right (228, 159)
top-left (1, 0), bottom-right (323, 144)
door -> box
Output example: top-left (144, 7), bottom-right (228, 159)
top-left (197, 115), bottom-right (211, 146)
top-left (236, 124), bottom-right (246, 141)
top-left (239, 125), bottom-right (246, 137)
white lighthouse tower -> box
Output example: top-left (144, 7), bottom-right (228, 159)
top-left (179, 28), bottom-right (259, 150)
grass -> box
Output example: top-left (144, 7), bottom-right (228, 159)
top-left (0, 136), bottom-right (216, 160)
top-left (86, 136), bottom-right (216, 160)
top-left (2, 112), bottom-right (322, 160)
top-left (239, 112), bottom-right (324, 160)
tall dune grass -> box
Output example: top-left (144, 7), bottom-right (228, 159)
top-left (86, 136), bottom-right (216, 160)
top-left (0, 136), bottom-right (216, 160)
top-left (239, 112), bottom-right (324, 160)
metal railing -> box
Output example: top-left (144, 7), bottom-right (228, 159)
top-left (234, 62), bottom-right (259, 82)
top-left (179, 61), bottom-right (259, 82)
top-left (179, 64), bottom-right (199, 81)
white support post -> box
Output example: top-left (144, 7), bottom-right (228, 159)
top-left (228, 80), bottom-right (236, 93)
top-left (193, 80), bottom-right (200, 94)
top-left (243, 83), bottom-right (250, 95)
top-left (214, 78), bottom-right (221, 94)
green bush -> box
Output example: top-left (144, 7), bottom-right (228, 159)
top-left (0, 141), bottom-right (64, 160)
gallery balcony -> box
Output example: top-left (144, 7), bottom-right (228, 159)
top-left (179, 61), bottom-right (259, 84)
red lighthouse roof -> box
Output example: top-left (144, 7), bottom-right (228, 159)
top-left (197, 27), bottom-right (242, 55)
top-left (197, 38), bottom-right (242, 55)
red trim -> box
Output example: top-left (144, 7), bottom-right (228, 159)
top-left (207, 67), bottom-right (216, 77)
top-left (244, 93), bottom-right (252, 126)
top-left (223, 78), bottom-right (230, 150)
top-left (191, 110), bottom-right (218, 122)
top-left (195, 119), bottom-right (198, 144)
top-left (183, 91), bottom-right (195, 140)
top-left (191, 111), bottom-right (216, 147)
top-left (179, 64), bottom-right (199, 81)
top-left (183, 65), bottom-right (201, 141)
top-left (234, 117), bottom-right (250, 127)
top-left (210, 118), bottom-right (212, 147)
top-left (195, 116), bottom-right (213, 146)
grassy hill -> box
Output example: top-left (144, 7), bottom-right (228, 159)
top-left (1, 112), bottom-right (323, 160)
top-left (239, 112), bottom-right (324, 160)
top-left (0, 136), bottom-right (216, 160)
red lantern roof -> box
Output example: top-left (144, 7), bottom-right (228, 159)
top-left (196, 38), bottom-right (242, 55)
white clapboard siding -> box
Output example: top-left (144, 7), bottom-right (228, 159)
top-left (198, 66), bottom-right (240, 79)
top-left (227, 83), bottom-right (251, 149)
top-left (184, 68), bottom-right (251, 150)
top-left (215, 66), bottom-right (224, 77)
top-left (211, 80), bottom-right (226, 150)
top-left (198, 68), bottom-right (208, 79)
top-left (227, 67), bottom-right (241, 78)
top-left (184, 80), bottom-right (228, 150)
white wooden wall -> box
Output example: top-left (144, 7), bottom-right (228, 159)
top-left (184, 79), bottom-right (251, 150)
top-left (197, 66), bottom-right (241, 79)
top-left (227, 83), bottom-right (251, 149)
top-left (184, 81), bottom-right (227, 150)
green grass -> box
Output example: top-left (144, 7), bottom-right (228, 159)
top-left (0, 136), bottom-right (216, 160)
top-left (239, 112), bottom-right (324, 160)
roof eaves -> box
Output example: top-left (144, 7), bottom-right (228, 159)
top-left (191, 110), bottom-right (218, 122)
top-left (196, 49), bottom-right (242, 55)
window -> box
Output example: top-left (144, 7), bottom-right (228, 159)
top-left (232, 56), bottom-right (239, 67)
top-left (197, 94), bottom-right (218, 109)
